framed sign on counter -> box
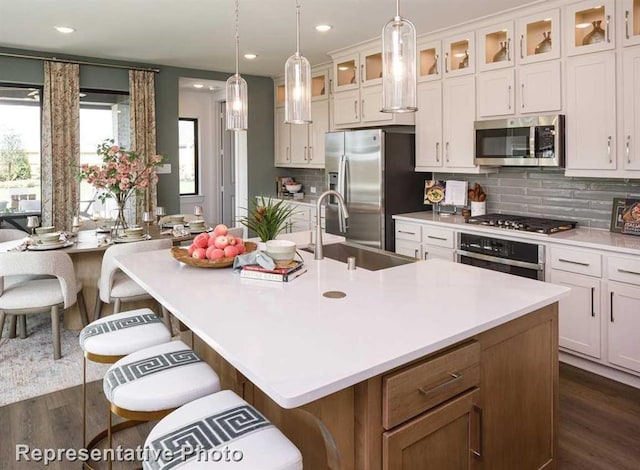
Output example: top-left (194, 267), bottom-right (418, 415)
top-left (610, 198), bottom-right (640, 236)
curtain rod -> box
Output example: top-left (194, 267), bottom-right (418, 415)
top-left (0, 52), bottom-right (160, 73)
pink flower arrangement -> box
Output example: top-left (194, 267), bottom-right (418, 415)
top-left (77, 139), bottom-right (165, 205)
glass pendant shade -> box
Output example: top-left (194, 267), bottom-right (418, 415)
top-left (226, 73), bottom-right (248, 131)
top-left (284, 52), bottom-right (312, 124)
top-left (381, 14), bottom-right (418, 113)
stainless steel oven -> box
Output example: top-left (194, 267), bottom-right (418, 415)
top-left (457, 232), bottom-right (545, 281)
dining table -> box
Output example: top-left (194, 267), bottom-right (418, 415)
top-left (0, 224), bottom-right (201, 329)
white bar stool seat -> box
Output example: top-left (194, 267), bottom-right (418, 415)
top-left (143, 390), bottom-right (303, 470)
top-left (80, 308), bottom-right (172, 357)
top-left (104, 340), bottom-right (220, 414)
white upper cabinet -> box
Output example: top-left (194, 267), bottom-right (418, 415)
top-left (443, 31), bottom-right (475, 77)
top-left (333, 55), bottom-right (359, 93)
top-left (565, 0), bottom-right (616, 56)
top-left (275, 107), bottom-right (290, 165)
top-left (477, 68), bottom-right (515, 117)
top-left (566, 52), bottom-right (617, 171)
top-left (477, 21), bottom-right (515, 71)
top-left (623, 46), bottom-right (640, 170)
top-left (622, 0), bottom-right (640, 46)
top-left (333, 89), bottom-right (360, 126)
top-left (443, 75), bottom-right (477, 169)
top-left (418, 40), bottom-right (442, 82)
top-left (518, 60), bottom-right (562, 114)
top-left (517, 8), bottom-right (561, 64)
top-left (360, 47), bottom-right (383, 88)
top-left (415, 81), bottom-right (443, 169)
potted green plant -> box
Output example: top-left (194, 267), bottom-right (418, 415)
top-left (239, 196), bottom-right (296, 242)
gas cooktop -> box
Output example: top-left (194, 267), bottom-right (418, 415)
top-left (466, 213), bottom-right (578, 234)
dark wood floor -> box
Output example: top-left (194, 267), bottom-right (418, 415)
top-left (1, 363), bottom-right (639, 469)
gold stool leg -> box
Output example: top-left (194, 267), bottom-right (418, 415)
top-left (108, 405), bottom-right (113, 470)
top-left (83, 356), bottom-right (87, 448)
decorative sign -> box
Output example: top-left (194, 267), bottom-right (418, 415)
top-left (610, 198), bottom-right (640, 236)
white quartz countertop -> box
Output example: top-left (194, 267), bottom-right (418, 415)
top-left (393, 212), bottom-right (640, 256)
top-left (115, 248), bottom-right (569, 409)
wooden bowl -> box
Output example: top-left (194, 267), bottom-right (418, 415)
top-left (170, 242), bottom-right (257, 268)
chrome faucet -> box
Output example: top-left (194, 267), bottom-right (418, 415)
top-left (315, 190), bottom-right (349, 260)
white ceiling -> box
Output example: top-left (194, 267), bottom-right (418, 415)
top-left (0, 0), bottom-right (537, 77)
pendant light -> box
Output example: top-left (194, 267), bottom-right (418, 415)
top-left (226, 0), bottom-right (248, 130)
top-left (284, 0), bottom-right (312, 124)
top-left (381, 0), bottom-right (418, 113)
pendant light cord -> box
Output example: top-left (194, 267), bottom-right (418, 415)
top-left (296, 0), bottom-right (301, 55)
top-left (234, 0), bottom-right (240, 75)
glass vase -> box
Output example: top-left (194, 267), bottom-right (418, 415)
top-left (110, 196), bottom-right (129, 238)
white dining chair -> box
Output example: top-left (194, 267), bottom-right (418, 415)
top-left (95, 238), bottom-right (172, 328)
top-left (0, 228), bottom-right (28, 242)
top-left (0, 251), bottom-right (89, 359)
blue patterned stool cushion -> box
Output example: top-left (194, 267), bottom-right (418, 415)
top-left (143, 390), bottom-right (302, 470)
top-left (79, 308), bottom-right (171, 356)
top-left (104, 340), bottom-right (220, 412)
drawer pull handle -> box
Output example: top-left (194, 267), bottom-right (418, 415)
top-left (558, 258), bottom-right (590, 267)
top-left (427, 235), bottom-right (448, 241)
top-left (618, 268), bottom-right (640, 276)
top-left (398, 230), bottom-right (416, 235)
top-left (591, 287), bottom-right (595, 317)
top-left (610, 291), bottom-right (614, 323)
top-left (472, 404), bottom-right (483, 459)
top-left (418, 371), bottom-right (462, 396)
top-left (414, 249), bottom-right (419, 259)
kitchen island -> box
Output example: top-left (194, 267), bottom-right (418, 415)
top-left (116, 247), bottom-right (569, 469)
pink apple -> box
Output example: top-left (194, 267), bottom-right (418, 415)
top-left (213, 224), bottom-right (228, 237)
top-left (208, 248), bottom-right (225, 260)
top-left (193, 233), bottom-right (209, 249)
top-left (207, 234), bottom-right (217, 247)
top-left (236, 244), bottom-right (246, 254)
top-left (227, 235), bottom-right (236, 246)
top-left (192, 247), bottom-right (206, 259)
top-left (224, 245), bottom-right (239, 258)
top-left (214, 235), bottom-right (229, 249)
top-left (235, 237), bottom-right (244, 246)
top-left (187, 243), bottom-right (197, 255)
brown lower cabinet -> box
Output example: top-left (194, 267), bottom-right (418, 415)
top-left (191, 303), bottom-right (558, 470)
top-left (383, 389), bottom-right (481, 470)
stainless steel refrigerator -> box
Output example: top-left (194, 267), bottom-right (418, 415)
top-left (325, 129), bottom-right (426, 251)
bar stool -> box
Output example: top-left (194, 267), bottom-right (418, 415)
top-left (104, 340), bottom-right (220, 469)
top-left (79, 308), bottom-right (173, 449)
top-left (142, 390), bottom-right (303, 469)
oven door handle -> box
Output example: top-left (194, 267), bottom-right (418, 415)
top-left (457, 249), bottom-right (544, 271)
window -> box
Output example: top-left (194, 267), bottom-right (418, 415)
top-left (0, 85), bottom-right (42, 214)
top-left (179, 118), bottom-right (199, 196)
top-left (79, 90), bottom-right (129, 218)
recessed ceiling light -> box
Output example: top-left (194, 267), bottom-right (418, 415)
top-left (193, 84), bottom-right (204, 89)
top-left (209, 86), bottom-right (215, 91)
top-left (315, 24), bottom-right (332, 32)
top-left (54, 26), bottom-right (75, 34)
top-left (243, 53), bottom-right (257, 60)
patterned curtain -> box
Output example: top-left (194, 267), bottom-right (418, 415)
top-left (41, 61), bottom-right (80, 229)
top-left (129, 70), bottom-right (158, 223)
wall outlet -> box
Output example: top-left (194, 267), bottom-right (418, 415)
top-left (310, 186), bottom-right (316, 194)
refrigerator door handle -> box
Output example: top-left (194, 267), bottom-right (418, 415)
top-left (337, 154), bottom-right (348, 232)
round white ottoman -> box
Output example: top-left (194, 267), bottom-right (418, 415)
top-left (143, 390), bottom-right (302, 470)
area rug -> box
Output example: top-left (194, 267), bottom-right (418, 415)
top-left (0, 314), bottom-right (110, 407)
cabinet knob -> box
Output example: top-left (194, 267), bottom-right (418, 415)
top-left (607, 136), bottom-right (612, 164)
top-left (626, 135), bottom-right (631, 164)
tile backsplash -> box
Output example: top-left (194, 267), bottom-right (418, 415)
top-left (435, 168), bottom-right (640, 230)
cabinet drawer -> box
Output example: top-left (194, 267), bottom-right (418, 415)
top-left (289, 205), bottom-right (311, 221)
top-left (422, 227), bottom-right (455, 248)
top-left (608, 256), bottom-right (640, 286)
top-left (550, 247), bottom-right (602, 277)
top-left (396, 239), bottom-right (421, 259)
top-left (395, 221), bottom-right (422, 242)
top-left (424, 246), bottom-right (456, 262)
top-left (382, 341), bottom-right (480, 429)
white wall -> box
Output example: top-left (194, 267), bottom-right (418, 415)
top-left (178, 90), bottom-right (218, 223)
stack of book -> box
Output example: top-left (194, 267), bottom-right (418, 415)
top-left (240, 260), bottom-right (307, 282)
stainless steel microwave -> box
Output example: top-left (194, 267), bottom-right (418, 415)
top-left (474, 114), bottom-right (565, 167)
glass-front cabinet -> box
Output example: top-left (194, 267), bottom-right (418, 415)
top-left (333, 56), bottom-right (359, 92)
top-left (565, 0), bottom-right (616, 56)
top-left (276, 83), bottom-right (285, 107)
top-left (311, 70), bottom-right (328, 101)
top-left (517, 9), bottom-right (561, 64)
top-left (477, 21), bottom-right (514, 71)
top-left (361, 48), bottom-right (383, 87)
top-left (418, 40), bottom-right (441, 82)
top-left (622, 0), bottom-right (640, 46)
top-left (443, 32), bottom-right (475, 76)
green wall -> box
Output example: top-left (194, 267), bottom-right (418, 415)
top-left (0, 47), bottom-right (276, 214)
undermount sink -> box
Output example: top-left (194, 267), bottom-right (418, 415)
top-left (302, 241), bottom-right (416, 271)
